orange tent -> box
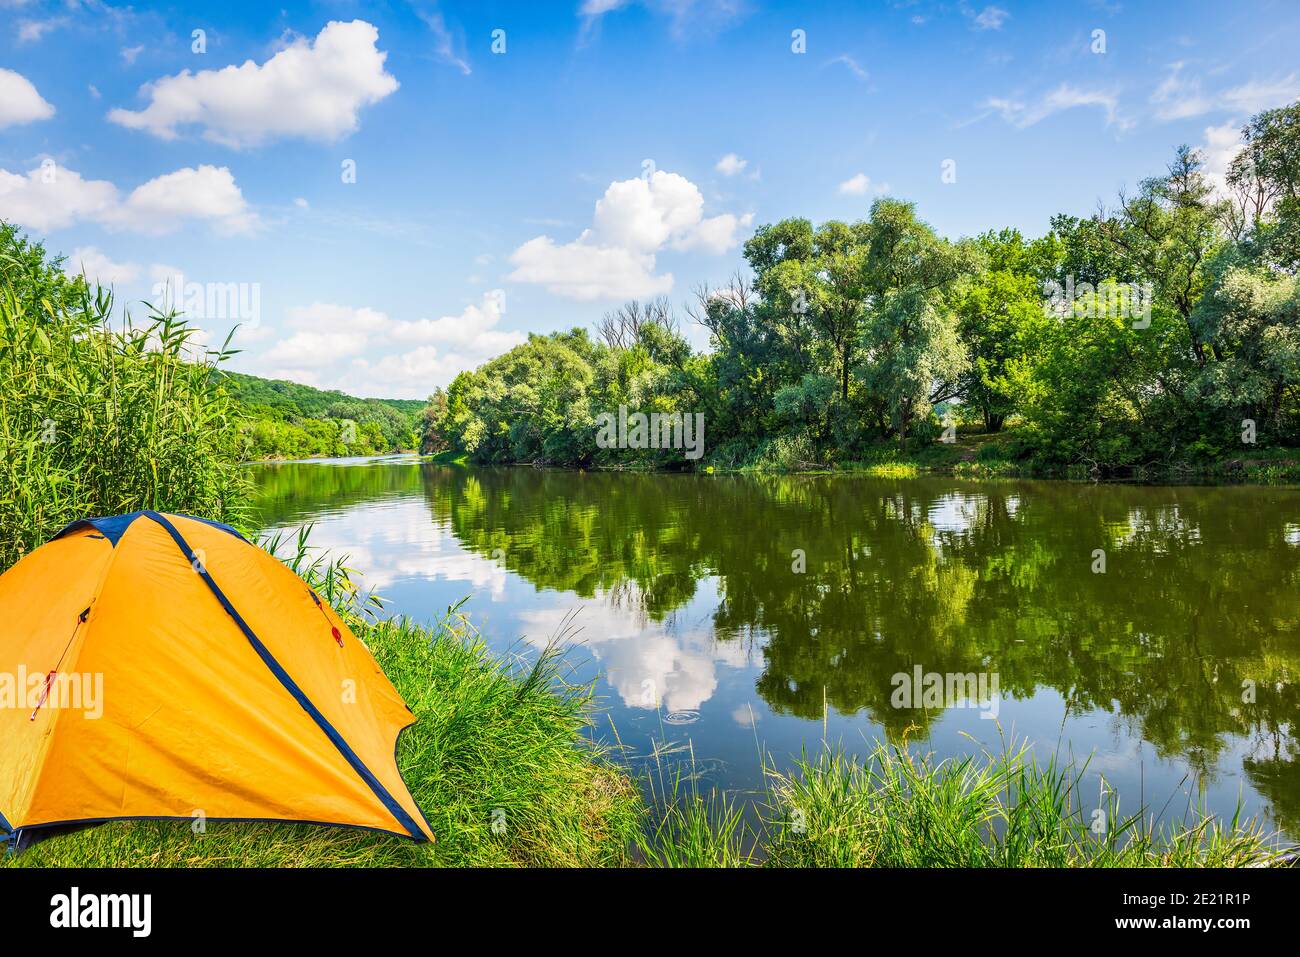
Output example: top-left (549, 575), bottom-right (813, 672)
top-left (0, 511), bottom-right (433, 848)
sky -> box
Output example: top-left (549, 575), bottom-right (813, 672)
top-left (2, 0), bottom-right (1299, 399)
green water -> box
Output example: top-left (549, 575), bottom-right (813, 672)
top-left (251, 458), bottom-right (1300, 835)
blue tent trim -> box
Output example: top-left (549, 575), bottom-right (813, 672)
top-left (3, 814), bottom-right (417, 846)
top-left (54, 511), bottom-right (246, 547)
top-left (142, 511), bottom-right (428, 843)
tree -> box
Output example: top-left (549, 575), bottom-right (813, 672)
top-left (956, 229), bottom-right (1047, 431)
top-left (858, 198), bottom-right (978, 448)
top-left (1102, 145), bottom-right (1228, 367)
top-left (595, 297), bottom-right (678, 350)
top-left (419, 387), bottom-right (450, 454)
top-left (745, 218), bottom-right (871, 402)
top-left (1229, 100), bottom-right (1300, 268)
top-left (1191, 260), bottom-right (1300, 439)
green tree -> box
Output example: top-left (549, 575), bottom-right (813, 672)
top-left (858, 198), bottom-right (978, 448)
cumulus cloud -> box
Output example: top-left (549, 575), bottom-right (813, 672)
top-left (0, 162), bottom-right (258, 235)
top-left (838, 172), bottom-right (889, 196)
top-left (108, 19), bottom-right (399, 148)
top-left (0, 68), bottom-right (54, 127)
top-left (258, 291), bottom-right (523, 396)
top-left (63, 246), bottom-right (140, 285)
top-left (109, 165), bottom-right (260, 235)
top-left (389, 289), bottom-right (520, 354)
top-left (715, 152), bottom-right (748, 176)
top-left (1199, 120), bottom-right (1246, 199)
top-left (509, 170), bottom-right (751, 300)
top-left (264, 303), bottom-right (390, 366)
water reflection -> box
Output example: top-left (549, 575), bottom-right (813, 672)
top-left (251, 460), bottom-right (1300, 833)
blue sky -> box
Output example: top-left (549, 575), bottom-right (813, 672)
top-left (2, 0), bottom-right (1298, 398)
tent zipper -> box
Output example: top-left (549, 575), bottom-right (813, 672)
top-left (309, 591), bottom-right (344, 647)
top-left (31, 606), bottom-right (90, 721)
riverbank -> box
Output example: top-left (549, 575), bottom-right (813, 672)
top-left (414, 431), bottom-right (1300, 484)
top-left (823, 431), bottom-right (1300, 484)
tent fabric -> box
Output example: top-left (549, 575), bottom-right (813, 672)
top-left (0, 511), bottom-right (434, 847)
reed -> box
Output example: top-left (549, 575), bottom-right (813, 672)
top-left (0, 237), bottom-right (249, 572)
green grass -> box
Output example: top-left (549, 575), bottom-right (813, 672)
top-left (762, 741), bottom-right (1286, 868)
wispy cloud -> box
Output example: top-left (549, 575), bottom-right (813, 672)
top-left (981, 84), bottom-right (1128, 130)
top-left (579, 0), bottom-right (750, 44)
top-left (826, 54), bottom-right (868, 81)
top-left (16, 16), bottom-right (67, 43)
top-left (1151, 62), bottom-right (1300, 122)
top-left (415, 6), bottom-right (471, 75)
top-left (964, 4), bottom-right (1010, 31)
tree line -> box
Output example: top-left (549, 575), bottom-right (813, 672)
top-left (220, 370), bottom-right (423, 460)
top-left (421, 101), bottom-right (1300, 473)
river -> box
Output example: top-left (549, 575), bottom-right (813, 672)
top-left (250, 456), bottom-right (1300, 836)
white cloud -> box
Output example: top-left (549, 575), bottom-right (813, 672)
top-left (415, 8), bottom-right (471, 75)
top-left (510, 238), bottom-right (670, 300)
top-left (1151, 63), bottom-right (1300, 122)
top-left (509, 169), bottom-right (750, 300)
top-left (1220, 75), bottom-right (1300, 114)
top-left (1150, 63), bottom-right (1213, 121)
top-left (674, 211), bottom-right (753, 254)
top-left (0, 68), bottom-right (54, 127)
top-left (110, 165), bottom-right (260, 235)
top-left (0, 165), bottom-right (118, 232)
top-left (17, 17), bottom-right (66, 43)
top-left (715, 152), bottom-right (748, 176)
top-left (970, 5), bottom-right (1009, 30)
top-left (390, 289), bottom-right (520, 354)
top-left (64, 247), bottom-right (140, 285)
top-left (838, 172), bottom-right (889, 196)
top-left (985, 84), bottom-right (1124, 129)
top-left (0, 162), bottom-right (259, 235)
top-left (579, 0), bottom-right (747, 41)
top-left (108, 19), bottom-right (399, 148)
top-left (1199, 120), bottom-right (1245, 198)
top-left (120, 44), bottom-right (144, 65)
top-left (828, 54), bottom-right (868, 81)
top-left (258, 291), bottom-right (523, 396)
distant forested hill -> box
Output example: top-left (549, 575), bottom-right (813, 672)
top-left (215, 370), bottom-right (425, 459)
